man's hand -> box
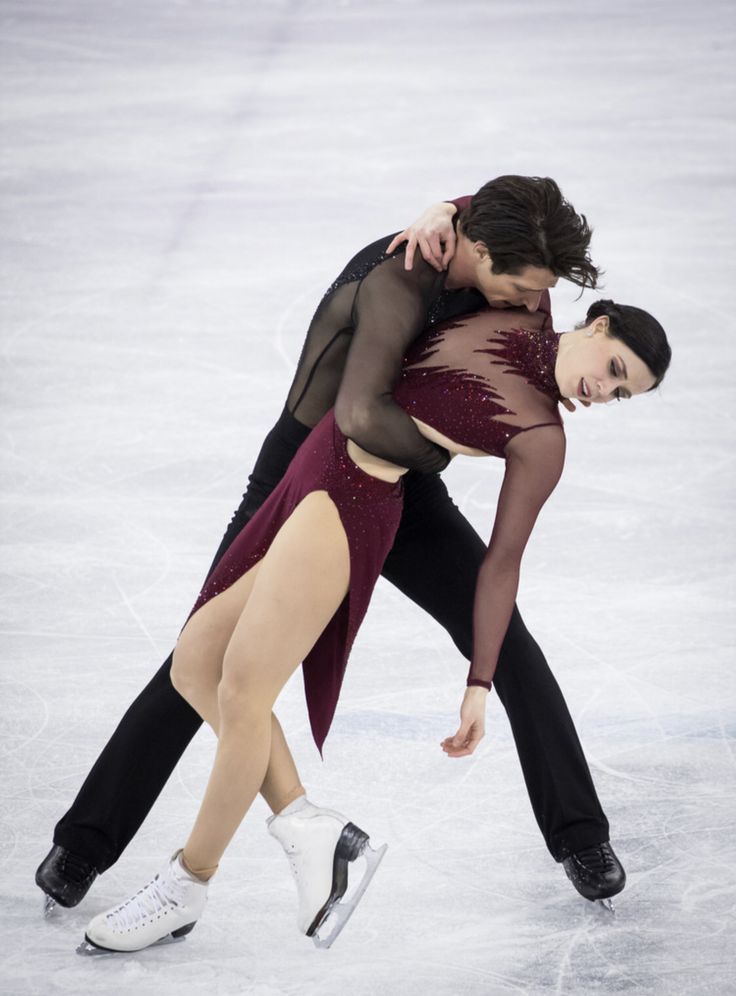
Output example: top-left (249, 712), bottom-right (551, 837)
top-left (441, 685), bottom-right (488, 757)
top-left (386, 202), bottom-right (458, 272)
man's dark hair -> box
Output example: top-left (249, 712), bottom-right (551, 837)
top-left (458, 175), bottom-right (599, 290)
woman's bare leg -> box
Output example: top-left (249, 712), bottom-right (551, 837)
top-left (261, 715), bottom-right (305, 814)
top-left (172, 574), bottom-right (307, 817)
top-left (178, 491), bottom-right (350, 876)
top-left (171, 565), bottom-right (261, 733)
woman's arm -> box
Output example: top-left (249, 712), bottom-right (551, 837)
top-left (442, 425), bottom-right (566, 757)
top-left (386, 196), bottom-right (471, 271)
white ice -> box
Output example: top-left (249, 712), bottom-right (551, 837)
top-left (1, 1), bottom-right (735, 993)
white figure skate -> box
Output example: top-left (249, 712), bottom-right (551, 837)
top-left (77, 851), bottom-right (208, 955)
top-left (268, 801), bottom-right (386, 949)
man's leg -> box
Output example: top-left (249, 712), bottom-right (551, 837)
top-left (39, 410), bottom-right (312, 903)
top-left (381, 471), bottom-right (615, 874)
top-left (50, 499), bottom-right (252, 875)
top-left (52, 656), bottom-right (201, 874)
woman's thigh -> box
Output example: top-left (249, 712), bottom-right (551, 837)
top-left (219, 490), bottom-right (351, 705)
top-left (173, 561), bottom-right (263, 692)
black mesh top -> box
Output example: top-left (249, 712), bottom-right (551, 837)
top-left (287, 239), bottom-right (496, 472)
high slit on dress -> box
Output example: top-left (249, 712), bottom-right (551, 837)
top-left (188, 410), bottom-right (403, 754)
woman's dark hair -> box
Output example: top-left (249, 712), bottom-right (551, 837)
top-left (458, 175), bottom-right (599, 291)
top-left (586, 299), bottom-right (672, 389)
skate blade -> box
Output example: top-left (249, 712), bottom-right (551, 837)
top-left (42, 894), bottom-right (58, 918)
top-left (312, 841), bottom-right (387, 950)
top-left (596, 897), bottom-right (616, 914)
top-left (76, 932), bottom-right (189, 957)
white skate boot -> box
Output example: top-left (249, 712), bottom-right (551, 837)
top-left (77, 851), bottom-right (208, 955)
top-left (268, 800), bottom-right (386, 948)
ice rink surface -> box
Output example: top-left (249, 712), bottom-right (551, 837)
top-left (1, 0), bottom-right (735, 993)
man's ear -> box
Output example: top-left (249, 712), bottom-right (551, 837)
top-left (473, 241), bottom-right (491, 265)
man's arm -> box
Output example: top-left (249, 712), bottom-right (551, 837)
top-left (334, 253), bottom-right (450, 475)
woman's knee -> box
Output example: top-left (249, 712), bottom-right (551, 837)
top-left (217, 676), bottom-right (272, 737)
top-left (171, 638), bottom-right (208, 703)
top-left (217, 651), bottom-right (273, 719)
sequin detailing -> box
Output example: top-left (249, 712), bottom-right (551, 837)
top-left (394, 312), bottom-right (562, 455)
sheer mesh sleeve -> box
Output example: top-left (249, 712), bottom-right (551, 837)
top-left (467, 425), bottom-right (566, 689)
top-left (334, 254), bottom-right (452, 474)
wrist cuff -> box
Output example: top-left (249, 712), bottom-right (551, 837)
top-left (467, 678), bottom-right (492, 691)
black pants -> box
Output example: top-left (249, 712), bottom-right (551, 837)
top-left (54, 410), bottom-right (609, 871)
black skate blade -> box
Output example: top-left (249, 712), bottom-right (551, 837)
top-left (595, 897), bottom-right (616, 914)
top-left (311, 840), bottom-right (387, 949)
top-left (76, 925), bottom-right (194, 957)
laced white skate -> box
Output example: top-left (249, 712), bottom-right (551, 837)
top-left (268, 802), bottom-right (386, 949)
top-left (77, 851), bottom-right (208, 955)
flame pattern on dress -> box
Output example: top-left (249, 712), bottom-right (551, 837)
top-left (394, 314), bottom-right (562, 457)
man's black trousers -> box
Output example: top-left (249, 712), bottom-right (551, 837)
top-left (54, 409), bottom-right (609, 871)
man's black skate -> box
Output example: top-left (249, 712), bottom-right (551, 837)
top-left (562, 842), bottom-right (625, 912)
top-left (36, 845), bottom-right (98, 916)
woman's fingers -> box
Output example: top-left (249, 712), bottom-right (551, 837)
top-left (440, 229), bottom-right (457, 268)
top-left (386, 202), bottom-right (457, 270)
top-left (403, 234), bottom-right (419, 270)
top-left (385, 230), bottom-right (409, 256)
top-left (440, 722), bottom-right (483, 757)
top-left (420, 233), bottom-right (444, 271)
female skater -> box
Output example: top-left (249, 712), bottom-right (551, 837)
top-left (80, 296), bottom-right (670, 953)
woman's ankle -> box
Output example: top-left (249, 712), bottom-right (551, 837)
top-left (277, 792), bottom-right (309, 817)
top-left (179, 849), bottom-right (218, 883)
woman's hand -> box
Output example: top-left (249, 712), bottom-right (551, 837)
top-left (441, 686), bottom-right (488, 757)
top-left (386, 202), bottom-right (458, 272)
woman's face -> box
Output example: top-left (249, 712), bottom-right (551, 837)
top-left (557, 318), bottom-right (657, 404)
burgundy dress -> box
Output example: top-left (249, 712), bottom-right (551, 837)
top-left (190, 309), bottom-right (564, 753)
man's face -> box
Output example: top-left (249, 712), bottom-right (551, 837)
top-left (474, 247), bottom-right (558, 311)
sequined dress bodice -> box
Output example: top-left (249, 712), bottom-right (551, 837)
top-left (394, 310), bottom-right (562, 455)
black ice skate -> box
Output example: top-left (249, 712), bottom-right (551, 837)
top-left (35, 845), bottom-right (98, 917)
top-left (562, 841), bottom-right (626, 913)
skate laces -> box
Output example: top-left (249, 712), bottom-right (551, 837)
top-left (105, 869), bottom-right (187, 932)
top-left (575, 843), bottom-right (616, 872)
top-left (60, 850), bottom-right (95, 883)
